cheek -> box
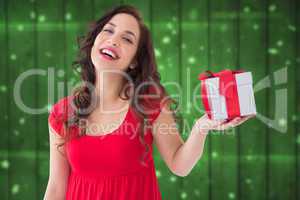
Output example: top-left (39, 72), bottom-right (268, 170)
top-left (124, 46), bottom-right (137, 61)
top-left (90, 46), bottom-right (100, 65)
top-left (90, 36), bottom-right (103, 61)
top-left (91, 46), bottom-right (97, 57)
top-left (121, 50), bottom-right (135, 67)
top-left (94, 33), bottom-right (105, 46)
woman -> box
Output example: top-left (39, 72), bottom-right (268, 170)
top-left (44, 4), bottom-right (252, 200)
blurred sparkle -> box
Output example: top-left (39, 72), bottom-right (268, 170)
top-left (57, 69), bottom-right (65, 77)
top-left (65, 12), bottom-right (72, 21)
top-left (154, 48), bottom-right (161, 58)
top-left (228, 192), bottom-right (235, 199)
top-left (253, 23), bottom-right (259, 30)
top-left (245, 178), bottom-right (252, 184)
top-left (162, 36), bottom-right (170, 44)
top-left (296, 135), bottom-right (300, 145)
top-left (11, 184), bottom-right (20, 195)
top-left (13, 130), bottom-right (19, 136)
top-left (288, 25), bottom-right (296, 32)
top-left (188, 56), bottom-right (196, 64)
top-left (156, 169), bottom-right (161, 178)
top-left (246, 155), bottom-right (253, 161)
top-left (45, 51), bottom-right (52, 58)
top-left (169, 175), bottom-right (177, 182)
top-left (166, 22), bottom-right (173, 30)
top-left (19, 118), bottom-right (25, 125)
top-left (212, 151), bottom-right (218, 158)
top-left (268, 48), bottom-right (278, 55)
top-left (243, 6), bottom-right (251, 13)
top-left (30, 11), bottom-right (36, 19)
top-left (47, 104), bottom-right (52, 112)
top-left (10, 54), bottom-right (17, 60)
top-left (268, 4), bottom-right (277, 12)
top-left (1, 160), bottom-right (10, 169)
top-left (181, 191), bottom-right (187, 199)
top-left (17, 24), bottom-right (24, 32)
top-left (276, 40), bottom-right (283, 47)
top-left (0, 85), bottom-right (7, 92)
top-left (194, 189), bottom-right (200, 196)
top-left (38, 15), bottom-right (46, 22)
top-left (278, 118), bottom-right (287, 127)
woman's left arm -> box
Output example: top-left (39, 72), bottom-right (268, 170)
top-left (152, 104), bottom-right (254, 177)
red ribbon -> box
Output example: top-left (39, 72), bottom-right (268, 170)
top-left (198, 69), bottom-right (243, 119)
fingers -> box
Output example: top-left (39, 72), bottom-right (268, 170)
top-left (234, 116), bottom-right (248, 125)
top-left (223, 117), bottom-right (242, 129)
top-left (239, 115), bottom-right (254, 125)
top-left (208, 114), bottom-right (256, 131)
top-left (196, 114), bottom-right (219, 132)
top-left (215, 115), bottom-right (254, 130)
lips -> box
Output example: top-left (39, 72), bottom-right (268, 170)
top-left (99, 47), bottom-right (120, 60)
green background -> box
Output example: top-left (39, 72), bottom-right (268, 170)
top-left (0, 0), bottom-right (299, 199)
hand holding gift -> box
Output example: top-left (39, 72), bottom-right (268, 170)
top-left (195, 113), bottom-right (255, 133)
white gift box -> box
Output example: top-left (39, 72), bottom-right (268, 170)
top-left (204, 72), bottom-right (257, 120)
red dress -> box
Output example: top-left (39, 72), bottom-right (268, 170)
top-left (48, 96), bottom-right (163, 200)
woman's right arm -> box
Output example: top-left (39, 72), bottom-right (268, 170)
top-left (43, 125), bottom-right (70, 200)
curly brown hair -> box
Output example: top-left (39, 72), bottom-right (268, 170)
top-left (58, 4), bottom-right (178, 165)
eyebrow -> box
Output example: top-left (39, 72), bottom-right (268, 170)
top-left (106, 22), bottom-right (137, 39)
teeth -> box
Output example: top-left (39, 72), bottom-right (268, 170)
top-left (101, 49), bottom-right (117, 59)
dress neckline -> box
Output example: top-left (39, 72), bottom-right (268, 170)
top-left (84, 103), bottom-right (131, 138)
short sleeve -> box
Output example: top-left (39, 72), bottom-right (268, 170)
top-left (148, 105), bottom-right (162, 125)
top-left (48, 96), bottom-right (73, 136)
top-left (147, 98), bottom-right (171, 125)
top-left (143, 85), bottom-right (170, 125)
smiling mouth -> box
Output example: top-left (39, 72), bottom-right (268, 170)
top-left (99, 48), bottom-right (120, 61)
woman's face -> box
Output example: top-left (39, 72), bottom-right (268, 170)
top-left (91, 13), bottom-right (140, 72)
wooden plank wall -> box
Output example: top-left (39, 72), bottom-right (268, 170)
top-left (0, 0), bottom-right (298, 199)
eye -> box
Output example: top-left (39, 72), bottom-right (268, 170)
top-left (123, 37), bottom-right (133, 44)
top-left (103, 29), bottom-right (113, 33)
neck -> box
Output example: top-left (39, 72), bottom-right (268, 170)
top-left (94, 69), bottom-right (126, 107)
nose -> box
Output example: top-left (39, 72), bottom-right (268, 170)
top-left (108, 34), bottom-right (120, 47)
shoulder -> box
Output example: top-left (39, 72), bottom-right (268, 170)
top-left (144, 97), bottom-right (172, 125)
top-left (142, 84), bottom-right (172, 124)
top-left (150, 100), bottom-right (173, 124)
top-left (49, 96), bottom-right (74, 118)
top-left (48, 95), bottom-right (74, 136)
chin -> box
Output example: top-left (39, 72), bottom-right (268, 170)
top-left (95, 64), bottom-right (122, 71)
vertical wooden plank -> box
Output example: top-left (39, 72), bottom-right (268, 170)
top-left (151, 0), bottom-right (182, 199)
top-left (238, 0), bottom-right (268, 199)
top-left (7, 0), bottom-right (37, 199)
top-left (268, 0), bottom-right (297, 199)
top-left (181, 0), bottom-right (210, 199)
top-left (124, 0), bottom-right (150, 27)
top-left (296, 0), bottom-right (300, 198)
top-left (36, 0), bottom-right (65, 199)
top-left (0, 0), bottom-right (9, 199)
top-left (64, 1), bottom-right (94, 97)
top-left (209, 0), bottom-right (239, 199)
top-left (94, 0), bottom-right (121, 20)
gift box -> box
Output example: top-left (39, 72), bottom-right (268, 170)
top-left (198, 69), bottom-right (256, 120)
